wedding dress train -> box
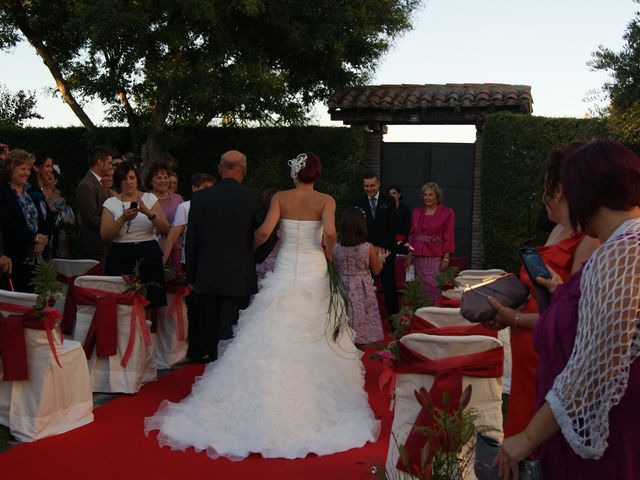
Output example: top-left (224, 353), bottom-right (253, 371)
top-left (145, 219), bottom-right (380, 459)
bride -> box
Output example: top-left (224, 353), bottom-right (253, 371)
top-left (145, 152), bottom-right (380, 460)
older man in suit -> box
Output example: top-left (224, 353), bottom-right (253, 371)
top-left (186, 150), bottom-right (275, 362)
top-left (355, 171), bottom-right (398, 315)
top-left (76, 146), bottom-right (113, 261)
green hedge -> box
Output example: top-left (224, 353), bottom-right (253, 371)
top-left (480, 112), bottom-right (611, 272)
top-left (0, 125), bottom-right (367, 216)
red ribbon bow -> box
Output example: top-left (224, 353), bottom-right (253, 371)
top-left (73, 286), bottom-right (150, 368)
top-left (165, 282), bottom-right (191, 342)
top-left (0, 302), bottom-right (63, 381)
top-left (56, 263), bottom-right (104, 335)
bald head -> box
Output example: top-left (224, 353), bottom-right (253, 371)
top-left (218, 150), bottom-right (247, 181)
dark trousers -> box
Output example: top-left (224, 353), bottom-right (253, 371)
top-left (199, 294), bottom-right (250, 361)
top-left (380, 252), bottom-right (398, 315)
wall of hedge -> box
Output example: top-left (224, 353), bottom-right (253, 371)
top-left (480, 112), bottom-right (612, 272)
top-left (0, 125), bottom-right (367, 217)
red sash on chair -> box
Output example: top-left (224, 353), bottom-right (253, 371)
top-left (0, 303), bottom-right (63, 381)
top-left (73, 286), bottom-right (150, 368)
top-left (57, 264), bottom-right (104, 335)
top-left (394, 341), bottom-right (503, 474)
top-left (164, 282), bottom-right (191, 342)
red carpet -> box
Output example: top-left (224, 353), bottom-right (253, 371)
top-left (0, 348), bottom-right (392, 479)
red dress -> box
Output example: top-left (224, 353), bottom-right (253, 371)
top-left (504, 232), bottom-right (584, 437)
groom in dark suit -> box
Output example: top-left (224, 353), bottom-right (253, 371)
top-left (186, 150), bottom-right (275, 362)
top-left (355, 172), bottom-right (398, 315)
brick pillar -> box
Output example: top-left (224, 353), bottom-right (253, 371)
top-left (470, 121), bottom-right (484, 269)
top-left (365, 129), bottom-right (383, 175)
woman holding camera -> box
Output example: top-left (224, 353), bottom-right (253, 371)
top-left (100, 161), bottom-right (169, 308)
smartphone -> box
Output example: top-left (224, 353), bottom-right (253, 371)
top-left (518, 247), bottom-right (551, 282)
top-left (518, 247), bottom-right (552, 313)
top-left (129, 201), bottom-right (138, 210)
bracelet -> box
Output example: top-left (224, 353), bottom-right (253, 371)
top-left (514, 315), bottom-right (520, 329)
top-left (147, 213), bottom-right (157, 220)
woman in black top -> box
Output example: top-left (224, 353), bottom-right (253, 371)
top-left (387, 185), bottom-right (411, 254)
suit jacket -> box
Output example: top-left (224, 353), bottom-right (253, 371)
top-left (0, 180), bottom-right (50, 263)
top-left (186, 177), bottom-right (275, 296)
top-left (76, 171), bottom-right (108, 258)
top-left (355, 192), bottom-right (397, 249)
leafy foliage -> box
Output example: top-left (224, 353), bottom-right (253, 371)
top-left (0, 0), bottom-right (419, 162)
top-left (589, 1), bottom-right (640, 151)
top-left (480, 112), bottom-right (611, 272)
top-left (29, 257), bottom-right (63, 310)
top-left (0, 84), bottom-right (42, 127)
top-left (435, 266), bottom-right (459, 290)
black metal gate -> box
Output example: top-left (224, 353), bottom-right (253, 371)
top-left (381, 142), bottom-right (475, 262)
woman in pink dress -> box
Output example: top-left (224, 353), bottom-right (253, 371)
top-left (407, 182), bottom-right (455, 304)
top-left (495, 140), bottom-right (640, 480)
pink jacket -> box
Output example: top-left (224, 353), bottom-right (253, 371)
top-left (408, 205), bottom-right (455, 257)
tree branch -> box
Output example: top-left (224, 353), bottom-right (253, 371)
top-left (6, 4), bottom-right (96, 133)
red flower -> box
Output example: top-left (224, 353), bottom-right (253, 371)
top-left (395, 234), bottom-right (406, 244)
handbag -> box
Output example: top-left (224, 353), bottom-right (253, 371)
top-left (460, 273), bottom-right (529, 323)
top-left (475, 433), bottom-right (543, 480)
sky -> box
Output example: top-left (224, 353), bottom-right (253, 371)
top-left (0, 0), bottom-right (637, 143)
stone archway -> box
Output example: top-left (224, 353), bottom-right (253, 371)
top-left (327, 83), bottom-right (533, 268)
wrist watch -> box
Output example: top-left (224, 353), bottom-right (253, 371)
top-left (147, 213), bottom-right (157, 220)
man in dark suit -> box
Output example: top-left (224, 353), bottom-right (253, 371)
top-left (355, 172), bottom-right (398, 315)
top-left (186, 150), bottom-right (275, 362)
top-left (76, 147), bottom-right (113, 261)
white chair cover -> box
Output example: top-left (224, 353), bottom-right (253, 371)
top-left (386, 333), bottom-right (504, 479)
top-left (50, 258), bottom-right (101, 278)
top-left (72, 276), bottom-right (156, 393)
top-left (152, 289), bottom-right (188, 368)
top-left (50, 259), bottom-right (101, 335)
top-left (0, 289), bottom-right (93, 442)
top-left (413, 306), bottom-right (512, 395)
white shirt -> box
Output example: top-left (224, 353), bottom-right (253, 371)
top-left (173, 201), bottom-right (190, 264)
top-left (103, 192), bottom-right (159, 243)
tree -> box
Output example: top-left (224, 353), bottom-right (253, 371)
top-left (0, 0), bottom-right (420, 165)
top-left (590, 0), bottom-right (640, 149)
top-left (0, 83), bottom-right (42, 126)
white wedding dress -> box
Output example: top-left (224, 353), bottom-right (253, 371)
top-left (145, 219), bottom-right (380, 459)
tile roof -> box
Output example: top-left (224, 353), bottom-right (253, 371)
top-left (328, 83), bottom-right (533, 114)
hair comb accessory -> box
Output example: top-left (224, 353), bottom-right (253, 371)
top-left (287, 153), bottom-right (307, 179)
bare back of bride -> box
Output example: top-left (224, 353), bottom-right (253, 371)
top-left (145, 152), bottom-right (380, 460)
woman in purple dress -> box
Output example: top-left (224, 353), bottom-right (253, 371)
top-left (494, 140), bottom-right (640, 480)
top-left (407, 182), bottom-right (455, 304)
top-left (145, 162), bottom-right (184, 270)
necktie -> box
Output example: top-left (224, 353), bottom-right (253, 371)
top-left (369, 197), bottom-right (377, 218)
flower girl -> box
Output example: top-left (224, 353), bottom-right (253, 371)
top-left (333, 206), bottom-right (389, 345)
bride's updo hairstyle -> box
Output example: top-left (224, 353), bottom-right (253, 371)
top-left (289, 152), bottom-right (321, 183)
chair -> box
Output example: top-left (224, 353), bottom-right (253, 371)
top-left (153, 283), bottom-right (189, 368)
top-left (414, 306), bottom-right (467, 328)
top-left (0, 289), bottom-right (93, 442)
top-left (72, 276), bottom-right (156, 394)
top-left (50, 258), bottom-right (101, 336)
top-left (386, 333), bottom-right (504, 479)
top-left (413, 306), bottom-right (512, 396)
